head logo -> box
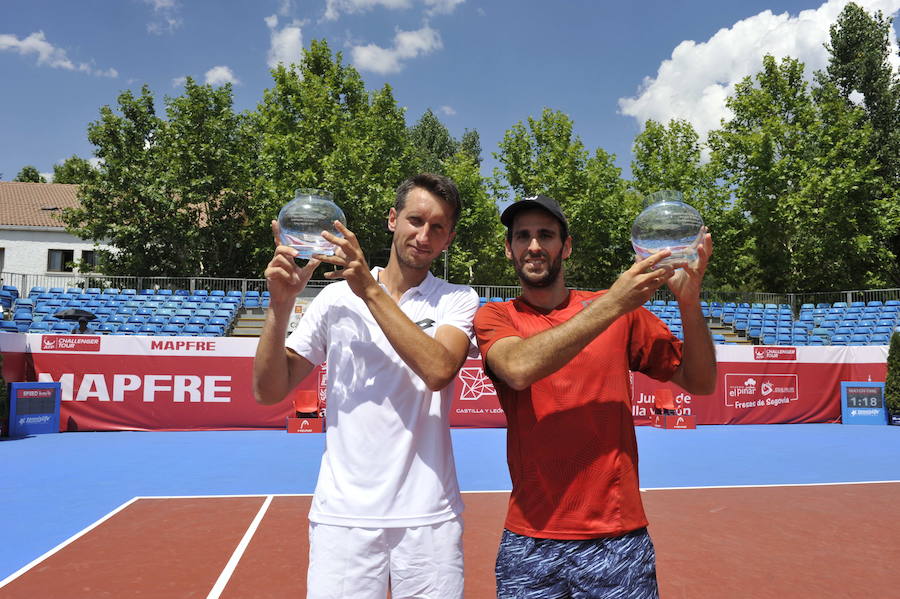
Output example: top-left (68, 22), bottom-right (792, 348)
top-left (458, 367), bottom-right (497, 401)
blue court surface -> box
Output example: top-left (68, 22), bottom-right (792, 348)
top-left (2, 423), bottom-right (899, 581)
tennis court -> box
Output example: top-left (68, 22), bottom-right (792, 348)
top-left (2, 424), bottom-right (899, 597)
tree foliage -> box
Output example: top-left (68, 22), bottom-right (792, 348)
top-left (819, 2), bottom-right (900, 285)
top-left (440, 151), bottom-right (509, 284)
top-left (14, 166), bottom-right (45, 183)
top-left (495, 108), bottom-right (635, 288)
top-left (253, 40), bottom-right (415, 270)
top-left (64, 81), bottom-right (258, 277)
top-left (709, 55), bottom-right (892, 293)
top-left (632, 119), bottom-right (745, 290)
top-left (886, 331), bottom-right (900, 416)
top-left (52, 155), bottom-right (98, 185)
top-left (408, 109), bottom-right (458, 175)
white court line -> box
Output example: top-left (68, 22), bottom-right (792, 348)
top-left (641, 479), bottom-right (900, 492)
top-left (0, 496), bottom-right (141, 589)
top-left (206, 494), bottom-right (274, 599)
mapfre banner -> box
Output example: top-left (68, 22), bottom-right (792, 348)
top-left (0, 334), bottom-right (888, 431)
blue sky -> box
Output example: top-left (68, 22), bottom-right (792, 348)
top-left (3, 0), bottom-right (900, 185)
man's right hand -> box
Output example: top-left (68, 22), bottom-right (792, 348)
top-left (604, 250), bottom-right (679, 316)
top-left (264, 220), bottom-right (321, 308)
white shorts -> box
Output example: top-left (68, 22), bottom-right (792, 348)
top-left (306, 517), bottom-right (464, 599)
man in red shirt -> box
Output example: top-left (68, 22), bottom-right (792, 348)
top-left (474, 195), bottom-right (717, 598)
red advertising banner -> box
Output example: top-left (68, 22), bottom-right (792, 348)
top-left (0, 335), bottom-right (888, 431)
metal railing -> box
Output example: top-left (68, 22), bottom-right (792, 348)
top-left (2, 271), bottom-right (897, 313)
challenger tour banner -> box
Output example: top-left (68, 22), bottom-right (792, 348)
top-left (0, 334), bottom-right (888, 431)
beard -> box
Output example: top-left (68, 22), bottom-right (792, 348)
top-left (393, 238), bottom-right (435, 271)
top-left (514, 249), bottom-right (564, 288)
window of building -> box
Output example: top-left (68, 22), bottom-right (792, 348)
top-left (47, 249), bottom-right (75, 272)
top-left (81, 250), bottom-right (98, 271)
top-left (0, 248), bottom-right (5, 273)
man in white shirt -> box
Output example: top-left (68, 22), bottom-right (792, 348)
top-left (254, 173), bottom-right (479, 599)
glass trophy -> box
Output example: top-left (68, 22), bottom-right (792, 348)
top-left (631, 190), bottom-right (704, 268)
top-left (277, 188), bottom-right (347, 259)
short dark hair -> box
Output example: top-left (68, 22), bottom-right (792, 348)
top-left (395, 173), bottom-right (462, 229)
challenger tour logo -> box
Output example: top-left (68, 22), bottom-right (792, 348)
top-left (41, 335), bottom-right (101, 352)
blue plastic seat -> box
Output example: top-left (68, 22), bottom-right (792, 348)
top-left (182, 324), bottom-right (205, 335)
top-left (160, 324), bottom-right (181, 335)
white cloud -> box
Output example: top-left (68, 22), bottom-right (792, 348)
top-left (266, 14), bottom-right (305, 68)
top-left (618, 0), bottom-right (900, 142)
top-left (0, 31), bottom-right (118, 77)
top-left (172, 75), bottom-right (187, 87)
top-left (323, 0), bottom-right (463, 20)
top-left (438, 105), bottom-right (456, 116)
top-left (277, 0), bottom-right (295, 17)
top-left (424, 0), bottom-right (465, 16)
top-left (352, 25), bottom-right (442, 74)
top-left (205, 65), bottom-right (239, 86)
top-left (144, 0), bottom-right (183, 35)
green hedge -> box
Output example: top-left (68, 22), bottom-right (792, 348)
top-left (887, 332), bottom-right (900, 416)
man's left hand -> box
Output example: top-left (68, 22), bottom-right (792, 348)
top-left (667, 228), bottom-right (712, 302)
top-left (316, 221), bottom-right (379, 298)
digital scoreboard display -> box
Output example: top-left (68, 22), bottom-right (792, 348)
top-left (840, 382), bottom-right (886, 425)
top-left (7, 382), bottom-right (61, 436)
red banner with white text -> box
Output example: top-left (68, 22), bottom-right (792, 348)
top-left (0, 334), bottom-right (887, 431)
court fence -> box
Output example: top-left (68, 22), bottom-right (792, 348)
top-left (2, 271), bottom-right (899, 313)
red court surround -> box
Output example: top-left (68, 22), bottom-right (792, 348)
top-left (0, 334), bottom-right (887, 431)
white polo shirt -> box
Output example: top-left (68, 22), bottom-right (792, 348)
top-left (286, 267), bottom-right (479, 528)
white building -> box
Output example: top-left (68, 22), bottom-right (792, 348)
top-left (0, 182), bottom-right (110, 289)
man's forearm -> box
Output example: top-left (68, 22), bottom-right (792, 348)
top-left (253, 300), bottom-right (299, 405)
top-left (487, 295), bottom-right (625, 390)
top-left (673, 300), bottom-right (717, 395)
top-left (362, 286), bottom-right (467, 391)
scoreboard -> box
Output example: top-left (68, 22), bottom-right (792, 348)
top-left (840, 382), bottom-right (886, 425)
top-left (7, 382), bottom-right (61, 436)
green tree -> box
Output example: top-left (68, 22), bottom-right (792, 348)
top-left (52, 155), bottom-right (98, 184)
top-left (495, 108), bottom-right (632, 288)
top-left (408, 108), bottom-right (458, 174)
top-left (820, 2), bottom-right (900, 285)
top-left (458, 129), bottom-right (481, 166)
top-left (155, 78), bottom-right (259, 277)
top-left (440, 151), bottom-right (510, 284)
top-left (253, 40), bottom-right (416, 270)
top-left (14, 166), bottom-right (45, 182)
top-left (631, 119), bottom-right (744, 289)
top-left (821, 2), bottom-right (900, 183)
top-left (64, 81), bottom-right (259, 277)
top-left (886, 332), bottom-right (900, 417)
top-left (708, 55), bottom-right (892, 292)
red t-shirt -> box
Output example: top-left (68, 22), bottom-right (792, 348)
top-left (474, 289), bottom-right (683, 539)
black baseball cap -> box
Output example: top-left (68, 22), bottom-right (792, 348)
top-left (500, 195), bottom-right (568, 235)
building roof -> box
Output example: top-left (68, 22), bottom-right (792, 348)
top-left (0, 182), bottom-right (80, 228)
